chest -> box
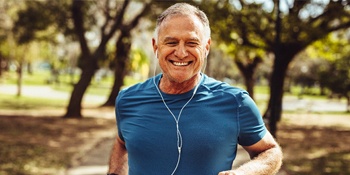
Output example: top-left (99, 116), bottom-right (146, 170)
top-left (118, 94), bottom-right (239, 152)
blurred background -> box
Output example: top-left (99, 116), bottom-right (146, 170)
top-left (0, 0), bottom-right (349, 175)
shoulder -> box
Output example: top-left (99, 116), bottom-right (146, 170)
top-left (202, 75), bottom-right (248, 97)
top-left (200, 75), bottom-right (254, 107)
top-left (117, 76), bottom-right (157, 101)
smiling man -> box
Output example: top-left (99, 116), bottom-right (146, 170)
top-left (108, 3), bottom-right (282, 175)
top-left (152, 11), bottom-right (209, 94)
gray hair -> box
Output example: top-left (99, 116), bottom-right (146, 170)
top-left (154, 3), bottom-right (211, 44)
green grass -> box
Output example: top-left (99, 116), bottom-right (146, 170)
top-left (0, 94), bottom-right (67, 110)
top-left (51, 75), bottom-right (142, 96)
top-left (1, 70), bottom-right (142, 96)
top-left (254, 85), bottom-right (270, 94)
top-left (1, 70), bottom-right (348, 114)
top-left (0, 70), bottom-right (145, 110)
top-left (2, 71), bottom-right (53, 85)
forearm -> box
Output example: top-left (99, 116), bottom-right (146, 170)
top-left (232, 145), bottom-right (283, 175)
top-left (108, 138), bottom-right (128, 175)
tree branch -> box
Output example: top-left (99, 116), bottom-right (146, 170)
top-left (124, 2), bottom-right (151, 31)
top-left (71, 0), bottom-right (90, 56)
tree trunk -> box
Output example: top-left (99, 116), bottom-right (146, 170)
top-left (27, 62), bottom-right (33, 75)
top-left (64, 62), bottom-right (97, 118)
top-left (0, 53), bottom-right (3, 77)
top-left (64, 0), bottom-right (99, 118)
top-left (102, 2), bottom-right (150, 106)
top-left (16, 61), bottom-right (23, 97)
top-left (264, 43), bottom-right (301, 137)
top-left (244, 75), bottom-right (255, 100)
top-left (235, 56), bottom-right (262, 100)
top-left (103, 31), bottom-right (131, 106)
top-left (103, 57), bottom-right (127, 106)
top-left (347, 96), bottom-right (350, 113)
top-left (264, 57), bottom-right (289, 137)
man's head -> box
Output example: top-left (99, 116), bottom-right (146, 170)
top-left (152, 3), bottom-right (211, 84)
top-left (154, 3), bottom-right (211, 44)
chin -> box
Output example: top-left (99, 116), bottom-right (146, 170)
top-left (170, 75), bottom-right (195, 83)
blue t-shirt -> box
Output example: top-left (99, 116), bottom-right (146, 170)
top-left (116, 74), bottom-right (266, 175)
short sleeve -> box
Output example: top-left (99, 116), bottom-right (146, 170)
top-left (237, 91), bottom-right (266, 146)
top-left (115, 90), bottom-right (125, 142)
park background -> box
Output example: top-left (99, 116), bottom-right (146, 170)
top-left (0, 0), bottom-right (349, 175)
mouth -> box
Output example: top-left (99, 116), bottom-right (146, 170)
top-left (170, 60), bottom-right (193, 66)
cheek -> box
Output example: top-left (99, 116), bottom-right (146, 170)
top-left (158, 48), bottom-right (173, 60)
top-left (194, 49), bottom-right (206, 64)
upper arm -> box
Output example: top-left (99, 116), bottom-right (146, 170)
top-left (108, 135), bottom-right (128, 174)
top-left (237, 92), bottom-right (266, 146)
top-left (109, 135), bottom-right (127, 165)
top-left (242, 131), bottom-right (279, 159)
top-left (115, 135), bottom-right (126, 151)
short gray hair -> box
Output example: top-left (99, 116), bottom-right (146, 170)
top-left (154, 3), bottom-right (211, 44)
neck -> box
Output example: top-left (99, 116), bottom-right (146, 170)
top-left (159, 73), bottom-right (201, 94)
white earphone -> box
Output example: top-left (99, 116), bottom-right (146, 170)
top-left (152, 51), bottom-right (201, 175)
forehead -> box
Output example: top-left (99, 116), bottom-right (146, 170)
top-left (158, 14), bottom-right (205, 41)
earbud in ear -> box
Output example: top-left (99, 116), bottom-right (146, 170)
top-left (155, 50), bottom-right (158, 58)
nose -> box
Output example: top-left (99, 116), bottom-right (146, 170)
top-left (174, 43), bottom-right (188, 59)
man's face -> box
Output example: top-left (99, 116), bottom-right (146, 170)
top-left (153, 14), bottom-right (210, 83)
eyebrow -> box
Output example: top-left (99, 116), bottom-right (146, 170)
top-left (163, 37), bottom-right (200, 42)
top-left (163, 37), bottom-right (177, 42)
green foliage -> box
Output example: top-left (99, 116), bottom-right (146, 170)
top-left (129, 48), bottom-right (150, 79)
top-left (13, 0), bottom-right (72, 44)
top-left (305, 31), bottom-right (350, 97)
top-left (199, 1), bottom-right (274, 50)
top-left (319, 57), bottom-right (350, 97)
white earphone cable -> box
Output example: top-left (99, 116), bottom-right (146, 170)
top-left (152, 52), bottom-right (201, 175)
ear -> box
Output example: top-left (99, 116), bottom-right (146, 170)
top-left (205, 38), bottom-right (211, 57)
top-left (152, 38), bottom-right (158, 56)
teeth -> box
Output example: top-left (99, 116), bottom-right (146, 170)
top-left (172, 61), bottom-right (189, 66)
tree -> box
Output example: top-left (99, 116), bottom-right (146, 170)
top-left (288, 30), bottom-right (350, 112)
top-left (310, 32), bottom-right (350, 112)
top-left (288, 53), bottom-right (325, 96)
top-left (200, 1), bottom-right (268, 100)
top-left (200, 0), bottom-right (350, 136)
top-left (102, 2), bottom-right (151, 106)
top-left (0, 0), bottom-right (14, 77)
top-left (64, 0), bottom-right (130, 118)
top-left (267, 0), bottom-right (350, 136)
top-left (320, 57), bottom-right (350, 112)
top-left (12, 0), bottom-right (152, 117)
top-left (215, 43), bottom-right (265, 99)
top-left (11, 1), bottom-right (72, 96)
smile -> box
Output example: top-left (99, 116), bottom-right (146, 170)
top-left (170, 61), bottom-right (192, 66)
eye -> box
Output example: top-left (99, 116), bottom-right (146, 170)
top-left (165, 41), bottom-right (178, 47)
top-left (187, 42), bottom-right (199, 47)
